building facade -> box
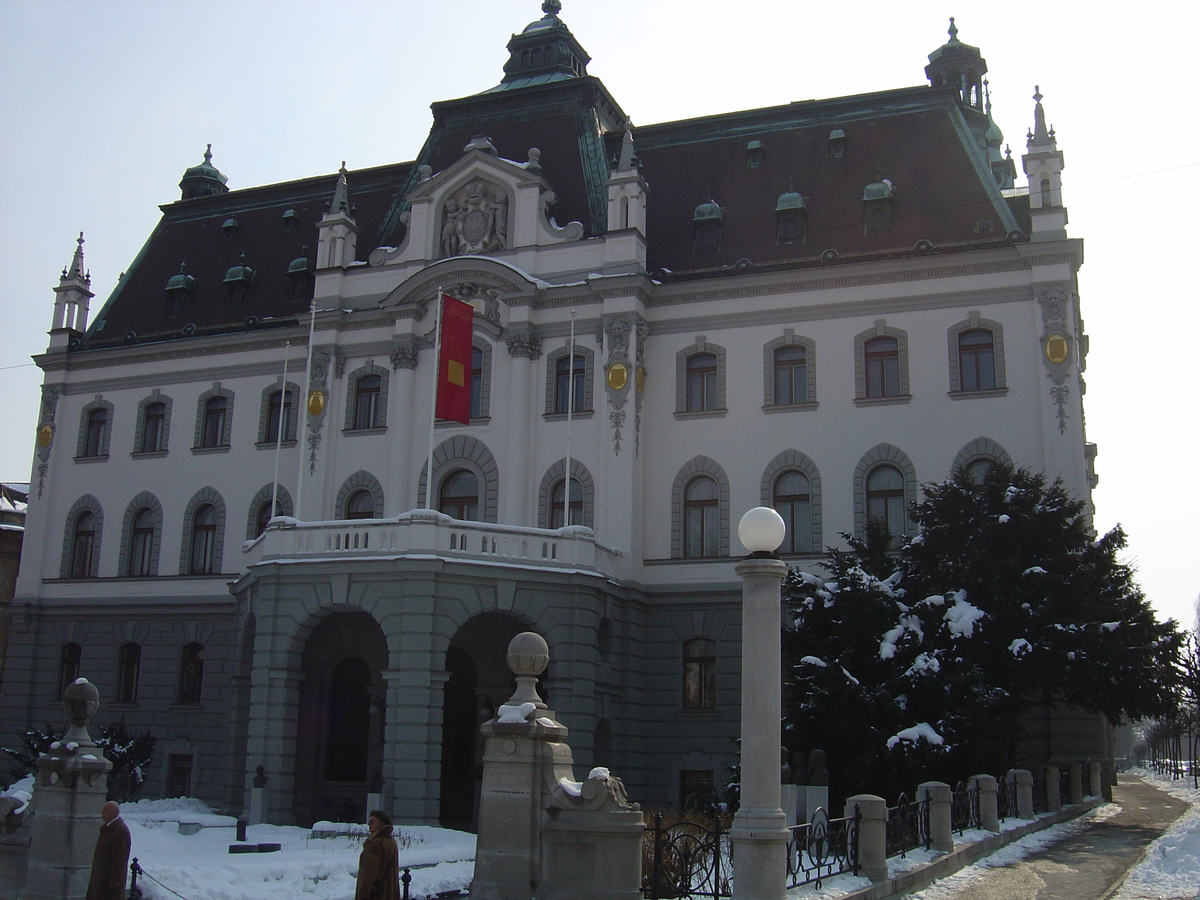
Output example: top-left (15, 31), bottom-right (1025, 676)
top-left (3, 5), bottom-right (1092, 825)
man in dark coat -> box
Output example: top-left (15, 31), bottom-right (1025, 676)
top-left (86, 801), bottom-right (131, 900)
top-left (356, 809), bottom-right (400, 900)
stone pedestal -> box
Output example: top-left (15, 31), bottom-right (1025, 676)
top-left (780, 784), bottom-right (798, 828)
top-left (731, 554), bottom-right (790, 900)
top-left (845, 794), bottom-right (888, 882)
top-left (973, 775), bottom-right (999, 833)
top-left (1045, 765), bottom-right (1062, 812)
top-left (918, 781), bottom-right (953, 852)
top-left (22, 678), bottom-right (113, 900)
top-left (1088, 762), bottom-right (1103, 798)
top-left (1012, 769), bottom-right (1035, 820)
top-left (795, 785), bottom-right (829, 824)
top-left (1068, 763), bottom-right (1083, 804)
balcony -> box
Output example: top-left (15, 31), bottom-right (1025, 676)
top-left (242, 509), bottom-right (625, 581)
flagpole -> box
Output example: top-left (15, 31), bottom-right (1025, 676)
top-left (425, 289), bottom-right (444, 510)
top-left (563, 311), bottom-right (576, 528)
top-left (270, 341), bottom-right (291, 519)
top-left (295, 300), bottom-right (317, 520)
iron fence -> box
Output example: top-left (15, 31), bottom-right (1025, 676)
top-left (642, 812), bottom-right (732, 900)
top-left (785, 805), bottom-right (861, 889)
top-left (1032, 768), bottom-right (1048, 814)
top-left (997, 776), bottom-right (1017, 821)
top-left (950, 780), bottom-right (980, 834)
top-left (885, 791), bottom-right (930, 858)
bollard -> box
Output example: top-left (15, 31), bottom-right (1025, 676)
top-left (918, 781), bottom-right (953, 852)
top-left (1045, 766), bottom-right (1062, 812)
top-left (236, 817), bottom-right (247, 842)
top-left (1011, 769), bottom-right (1034, 820)
top-left (972, 775), bottom-right (999, 833)
top-left (845, 795), bottom-right (887, 882)
top-left (401, 866), bottom-right (412, 900)
top-left (128, 858), bottom-right (142, 900)
top-left (1068, 763), bottom-right (1083, 804)
top-left (1088, 761), bottom-right (1103, 798)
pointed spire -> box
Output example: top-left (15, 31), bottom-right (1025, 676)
top-left (64, 232), bottom-right (89, 283)
top-left (1029, 85), bottom-right (1054, 146)
top-left (616, 123), bottom-right (636, 172)
top-left (328, 161), bottom-right (352, 215)
top-left (947, 16), bottom-right (959, 43)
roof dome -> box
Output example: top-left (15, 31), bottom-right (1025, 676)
top-left (497, 0), bottom-right (591, 90)
top-left (179, 144), bottom-right (229, 200)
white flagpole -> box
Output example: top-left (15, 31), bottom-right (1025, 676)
top-left (295, 300), bottom-right (317, 519)
top-left (425, 289), bottom-right (444, 510)
top-left (563, 311), bottom-right (576, 528)
top-left (270, 341), bottom-right (291, 519)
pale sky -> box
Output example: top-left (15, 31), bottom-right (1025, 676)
top-left (1, 0), bottom-right (1196, 625)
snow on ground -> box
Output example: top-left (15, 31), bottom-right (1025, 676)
top-left (1113, 768), bottom-right (1200, 900)
top-left (114, 797), bottom-right (475, 900)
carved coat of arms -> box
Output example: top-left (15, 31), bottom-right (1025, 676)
top-left (442, 179), bottom-right (509, 257)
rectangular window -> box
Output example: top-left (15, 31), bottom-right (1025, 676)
top-left (864, 337), bottom-right (900, 398)
top-left (83, 409), bottom-right (107, 457)
top-left (683, 638), bottom-right (716, 709)
top-left (167, 754), bottom-right (193, 798)
top-left (686, 354), bottom-right (718, 412)
top-left (116, 643), bottom-right (141, 702)
top-left (773, 346), bottom-right (807, 405)
top-left (680, 770), bottom-right (715, 811)
top-left (141, 402), bottom-right (166, 453)
top-left (201, 397), bottom-right (227, 447)
top-left (266, 390), bottom-right (293, 442)
top-left (178, 643), bottom-right (204, 704)
top-left (959, 330), bottom-right (996, 392)
top-left (470, 348), bottom-right (483, 420)
top-left (354, 375), bottom-right (382, 429)
top-left (554, 355), bottom-right (586, 414)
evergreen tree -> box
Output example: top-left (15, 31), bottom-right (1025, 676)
top-left (784, 466), bottom-right (1182, 798)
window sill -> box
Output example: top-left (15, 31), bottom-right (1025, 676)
top-left (170, 703), bottom-right (203, 711)
top-left (130, 450), bottom-right (168, 459)
top-left (853, 395), bottom-right (912, 407)
top-left (255, 440), bottom-right (298, 449)
top-left (191, 445), bottom-right (231, 454)
top-left (342, 427), bottom-right (387, 437)
top-left (73, 455), bottom-right (109, 464)
top-left (674, 409), bottom-right (728, 420)
top-left (109, 701), bottom-right (140, 710)
top-left (543, 411), bottom-right (594, 422)
top-left (673, 708), bottom-right (721, 721)
top-left (948, 387), bottom-right (1009, 400)
top-left (762, 402), bottom-right (818, 414)
top-left (436, 417), bottom-right (491, 428)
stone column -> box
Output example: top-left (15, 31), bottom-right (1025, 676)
top-left (731, 554), bottom-right (790, 900)
top-left (919, 781), bottom-right (953, 852)
top-left (1068, 763), bottom-right (1083, 804)
top-left (1088, 761), bottom-right (1103, 798)
top-left (1012, 769), bottom-right (1034, 820)
top-left (22, 678), bottom-right (112, 900)
top-left (973, 775), bottom-right (999, 832)
top-left (1045, 765), bottom-right (1062, 812)
top-left (845, 794), bottom-right (888, 882)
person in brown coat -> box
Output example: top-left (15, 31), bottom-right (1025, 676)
top-left (356, 809), bottom-right (400, 900)
top-left (85, 801), bottom-right (131, 900)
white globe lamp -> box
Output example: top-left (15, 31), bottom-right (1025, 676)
top-left (737, 506), bottom-right (786, 555)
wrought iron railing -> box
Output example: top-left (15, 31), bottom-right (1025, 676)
top-left (1059, 767), bottom-right (1071, 806)
top-left (1032, 768), bottom-right (1048, 813)
top-left (997, 775), bottom-right (1017, 821)
top-left (642, 813), bottom-right (732, 900)
top-left (785, 805), bottom-right (861, 889)
top-left (885, 791), bottom-right (930, 858)
top-left (950, 780), bottom-right (980, 834)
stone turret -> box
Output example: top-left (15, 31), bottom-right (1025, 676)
top-left (1022, 86), bottom-right (1068, 241)
top-left (48, 233), bottom-right (93, 351)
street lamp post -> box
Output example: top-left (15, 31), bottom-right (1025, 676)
top-left (732, 506), bottom-right (790, 900)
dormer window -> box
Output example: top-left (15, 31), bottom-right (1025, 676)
top-left (222, 217), bottom-right (238, 241)
top-left (692, 200), bottom-right (723, 254)
top-left (775, 188), bottom-right (807, 245)
top-left (745, 140), bottom-right (764, 169)
top-left (862, 179), bottom-right (895, 234)
top-left (164, 262), bottom-right (195, 317)
top-left (828, 129), bottom-right (846, 159)
top-left (281, 208), bottom-right (298, 234)
top-left (223, 254), bottom-right (256, 307)
top-left (286, 248), bottom-right (315, 301)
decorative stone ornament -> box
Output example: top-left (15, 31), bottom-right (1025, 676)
top-left (441, 178), bottom-right (509, 257)
top-left (62, 677), bottom-right (100, 746)
top-left (505, 631), bottom-right (550, 709)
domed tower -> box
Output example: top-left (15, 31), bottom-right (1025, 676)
top-left (925, 18), bottom-right (987, 112)
top-left (500, 0), bottom-right (591, 86)
top-left (178, 144), bottom-right (229, 200)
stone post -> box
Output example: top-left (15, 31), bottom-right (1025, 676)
top-left (1088, 761), bottom-right (1103, 798)
top-left (1012, 769), bottom-right (1034, 820)
top-left (248, 765), bottom-right (267, 826)
top-left (1045, 765), bottom-right (1062, 812)
top-left (845, 794), bottom-right (888, 882)
top-left (918, 781), bottom-right (953, 852)
top-left (732, 539), bottom-right (790, 900)
top-left (1068, 763), bottom-right (1083, 804)
top-left (22, 677), bottom-right (113, 900)
top-left (973, 775), bottom-right (999, 833)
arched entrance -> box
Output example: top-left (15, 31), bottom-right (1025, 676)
top-left (294, 610), bottom-right (389, 825)
top-left (438, 611), bottom-right (537, 831)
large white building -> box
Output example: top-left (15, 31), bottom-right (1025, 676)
top-left (2, 3), bottom-right (1092, 825)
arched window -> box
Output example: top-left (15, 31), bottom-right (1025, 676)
top-left (70, 511), bottom-right (96, 578)
top-left (116, 643), bottom-right (141, 702)
top-left (864, 337), bottom-right (900, 398)
top-left (57, 643), bottom-right (81, 698)
top-left (958, 329), bottom-right (996, 392)
top-left (683, 638), bottom-right (716, 709)
top-left (773, 345), bottom-right (807, 406)
top-left (686, 353), bottom-right (718, 412)
top-left (554, 354), bottom-right (586, 415)
top-left (188, 504), bottom-right (218, 574)
top-left (773, 470), bottom-right (812, 554)
top-left (439, 470), bottom-right (479, 521)
top-left (683, 475), bottom-right (720, 558)
top-left (1040, 177), bottom-right (1052, 206)
top-left (549, 478), bottom-right (583, 529)
top-left (346, 489), bottom-right (376, 520)
top-left (82, 408), bottom-right (108, 458)
top-left (140, 401), bottom-right (167, 453)
top-left (128, 507), bottom-right (156, 577)
top-left (353, 374), bottom-right (382, 430)
top-left (866, 465), bottom-right (905, 545)
top-left (255, 499), bottom-right (284, 537)
top-left (177, 643), bottom-right (204, 704)
top-left (965, 457), bottom-right (995, 485)
top-left (201, 396), bottom-right (228, 448)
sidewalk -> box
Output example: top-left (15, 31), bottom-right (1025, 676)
top-left (902, 774), bottom-right (1191, 900)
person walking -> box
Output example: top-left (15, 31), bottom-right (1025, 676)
top-left (85, 800), bottom-right (132, 900)
top-left (356, 809), bottom-right (400, 900)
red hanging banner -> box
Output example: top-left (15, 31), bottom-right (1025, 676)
top-left (436, 294), bottom-right (474, 425)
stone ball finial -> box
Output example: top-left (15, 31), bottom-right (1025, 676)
top-left (507, 632), bottom-right (550, 676)
top-left (62, 677), bottom-right (100, 746)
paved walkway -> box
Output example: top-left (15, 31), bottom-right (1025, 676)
top-left (906, 774), bottom-right (1189, 899)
